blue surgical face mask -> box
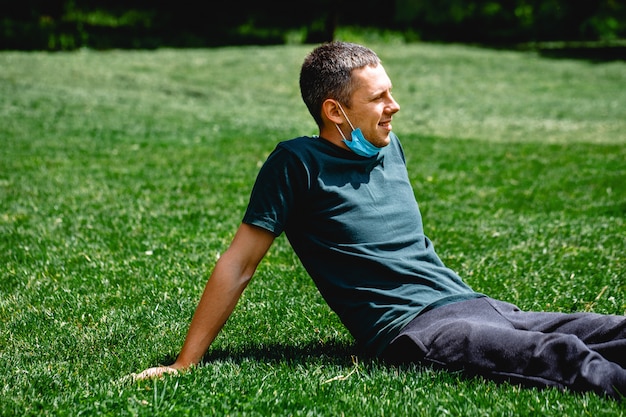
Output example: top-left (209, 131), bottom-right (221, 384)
top-left (335, 103), bottom-right (382, 158)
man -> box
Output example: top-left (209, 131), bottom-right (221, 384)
top-left (135, 41), bottom-right (626, 400)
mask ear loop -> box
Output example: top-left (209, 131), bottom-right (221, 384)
top-left (335, 102), bottom-right (356, 141)
top-left (337, 103), bottom-right (356, 131)
top-left (335, 124), bottom-right (348, 140)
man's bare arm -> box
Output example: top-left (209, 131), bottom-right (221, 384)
top-left (133, 223), bottom-right (275, 379)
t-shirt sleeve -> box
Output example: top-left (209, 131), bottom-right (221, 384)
top-left (242, 144), bottom-right (308, 236)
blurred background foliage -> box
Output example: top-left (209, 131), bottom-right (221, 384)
top-left (1, 0), bottom-right (625, 51)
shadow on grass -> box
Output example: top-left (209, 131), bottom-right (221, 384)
top-left (204, 339), bottom-right (362, 366)
top-left (537, 45), bottom-right (626, 62)
top-left (158, 339), bottom-right (365, 368)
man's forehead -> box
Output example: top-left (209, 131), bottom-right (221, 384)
top-left (352, 64), bottom-right (392, 93)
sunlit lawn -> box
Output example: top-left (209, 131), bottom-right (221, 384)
top-left (1, 41), bottom-right (625, 415)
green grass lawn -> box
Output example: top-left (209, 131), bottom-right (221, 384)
top-left (1, 41), bottom-right (625, 416)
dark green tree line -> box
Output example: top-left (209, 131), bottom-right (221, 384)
top-left (1, 0), bottom-right (624, 50)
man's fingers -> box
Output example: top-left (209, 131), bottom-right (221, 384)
top-left (132, 366), bottom-right (178, 381)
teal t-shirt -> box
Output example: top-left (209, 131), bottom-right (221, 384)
top-left (243, 133), bottom-right (482, 355)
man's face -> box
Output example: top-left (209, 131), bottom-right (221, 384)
top-left (344, 64), bottom-right (400, 148)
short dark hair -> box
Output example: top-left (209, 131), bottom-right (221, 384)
top-left (299, 41), bottom-right (381, 127)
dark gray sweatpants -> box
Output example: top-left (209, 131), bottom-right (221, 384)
top-left (383, 297), bottom-right (626, 399)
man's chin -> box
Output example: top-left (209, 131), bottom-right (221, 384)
top-left (376, 136), bottom-right (392, 148)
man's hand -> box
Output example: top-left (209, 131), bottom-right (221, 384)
top-left (132, 366), bottom-right (179, 381)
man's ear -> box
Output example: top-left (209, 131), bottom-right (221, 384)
top-left (322, 99), bottom-right (344, 125)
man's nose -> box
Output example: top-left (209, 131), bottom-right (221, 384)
top-left (389, 98), bottom-right (400, 113)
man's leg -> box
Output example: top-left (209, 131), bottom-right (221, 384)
top-left (486, 298), bottom-right (626, 367)
top-left (385, 298), bottom-right (626, 399)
